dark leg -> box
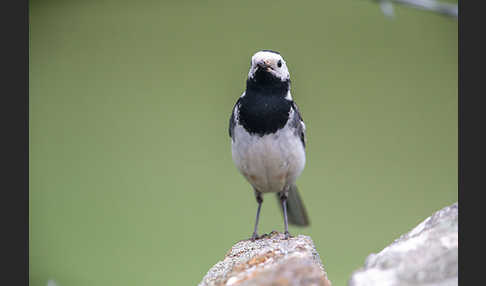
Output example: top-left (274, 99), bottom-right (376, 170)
top-left (251, 191), bottom-right (263, 240)
top-left (279, 191), bottom-right (290, 239)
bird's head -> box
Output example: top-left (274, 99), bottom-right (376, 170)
top-left (248, 50), bottom-right (290, 83)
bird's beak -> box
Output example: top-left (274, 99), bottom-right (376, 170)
top-left (257, 59), bottom-right (273, 71)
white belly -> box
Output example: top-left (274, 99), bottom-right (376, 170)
top-left (231, 124), bottom-right (306, 193)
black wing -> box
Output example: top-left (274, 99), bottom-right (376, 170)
top-left (290, 101), bottom-right (306, 149)
top-left (229, 98), bottom-right (241, 139)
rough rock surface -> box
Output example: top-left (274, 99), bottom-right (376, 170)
top-left (198, 231), bottom-right (332, 286)
top-left (349, 202), bottom-right (458, 286)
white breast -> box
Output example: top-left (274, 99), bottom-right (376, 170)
top-left (231, 117), bottom-right (306, 193)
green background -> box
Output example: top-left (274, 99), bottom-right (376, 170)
top-left (30, 1), bottom-right (458, 285)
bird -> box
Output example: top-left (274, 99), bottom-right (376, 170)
top-left (228, 50), bottom-right (310, 240)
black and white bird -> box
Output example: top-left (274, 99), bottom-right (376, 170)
top-left (229, 50), bottom-right (309, 240)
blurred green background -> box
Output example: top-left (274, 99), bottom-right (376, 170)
top-left (29, 0), bottom-right (457, 285)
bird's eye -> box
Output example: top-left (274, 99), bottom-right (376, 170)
top-left (277, 60), bottom-right (282, 68)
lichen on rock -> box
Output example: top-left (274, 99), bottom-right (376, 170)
top-left (198, 231), bottom-right (332, 286)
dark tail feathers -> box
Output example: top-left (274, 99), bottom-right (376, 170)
top-left (277, 184), bottom-right (310, 227)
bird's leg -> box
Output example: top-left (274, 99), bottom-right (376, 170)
top-left (251, 190), bottom-right (263, 241)
top-left (279, 191), bottom-right (290, 239)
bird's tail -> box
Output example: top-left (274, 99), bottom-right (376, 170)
top-left (277, 184), bottom-right (310, 227)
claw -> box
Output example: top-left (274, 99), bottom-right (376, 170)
top-left (251, 232), bottom-right (259, 241)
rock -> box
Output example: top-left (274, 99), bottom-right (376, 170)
top-left (198, 231), bottom-right (332, 286)
top-left (349, 202), bottom-right (458, 286)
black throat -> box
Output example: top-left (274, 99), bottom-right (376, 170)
top-left (238, 71), bottom-right (291, 136)
top-left (246, 68), bottom-right (290, 96)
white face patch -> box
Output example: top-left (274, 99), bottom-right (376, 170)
top-left (248, 50), bottom-right (290, 82)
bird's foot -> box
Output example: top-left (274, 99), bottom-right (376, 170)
top-left (251, 232), bottom-right (259, 241)
top-left (284, 231), bottom-right (290, 240)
